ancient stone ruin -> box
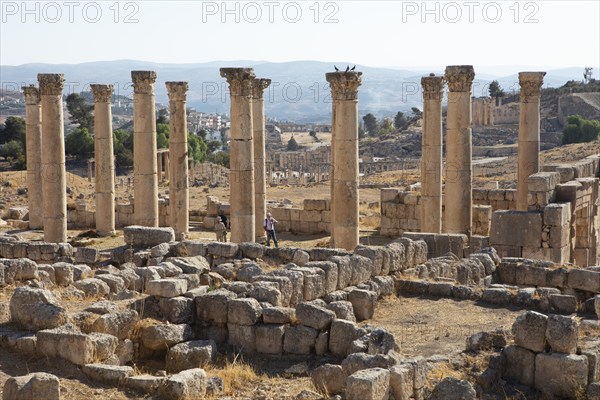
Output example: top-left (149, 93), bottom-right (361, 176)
top-left (1, 65), bottom-right (600, 399)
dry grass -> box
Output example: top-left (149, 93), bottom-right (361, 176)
top-left (204, 354), bottom-right (260, 397)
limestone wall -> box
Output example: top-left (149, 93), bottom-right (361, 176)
top-left (269, 199), bottom-right (331, 234)
top-left (473, 189), bottom-right (517, 211)
top-left (380, 191), bottom-right (493, 237)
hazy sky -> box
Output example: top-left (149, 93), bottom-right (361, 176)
top-left (1, 0), bottom-right (599, 72)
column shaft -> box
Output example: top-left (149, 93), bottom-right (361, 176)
top-left (221, 68), bottom-right (256, 242)
top-left (444, 66), bottom-right (475, 235)
top-left (23, 86), bottom-right (43, 229)
top-left (517, 72), bottom-right (546, 210)
top-left (326, 71), bottom-right (362, 250)
top-left (132, 71), bottom-right (159, 226)
top-left (252, 78), bottom-right (271, 241)
top-left (91, 84), bottom-right (116, 236)
top-left (420, 75), bottom-right (444, 233)
top-left (166, 82), bottom-right (190, 240)
top-left (38, 74), bottom-right (67, 243)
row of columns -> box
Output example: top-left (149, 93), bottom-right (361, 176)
top-left (219, 68), bottom-right (271, 243)
top-left (22, 72), bottom-right (192, 242)
top-left (420, 67), bottom-right (545, 235)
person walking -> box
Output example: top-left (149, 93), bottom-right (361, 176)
top-left (215, 216), bottom-right (227, 242)
top-left (264, 212), bottom-right (278, 248)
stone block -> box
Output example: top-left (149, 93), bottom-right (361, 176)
top-left (346, 368), bottom-right (390, 400)
top-left (195, 289), bottom-right (236, 325)
top-left (82, 364), bottom-right (134, 384)
top-left (9, 287), bottom-right (67, 331)
top-left (502, 345), bottom-right (536, 386)
top-left (91, 310), bottom-right (139, 340)
top-left (312, 364), bottom-right (345, 395)
top-left (124, 225), bottom-right (175, 248)
top-left (2, 373), bottom-right (60, 400)
top-left (528, 172), bottom-right (560, 192)
top-left (227, 323), bottom-right (256, 352)
top-left (430, 377), bottom-right (476, 400)
top-left (544, 203), bottom-right (571, 226)
top-left (535, 353), bottom-right (588, 398)
top-left (490, 210), bottom-right (542, 247)
top-left (349, 255), bottom-right (372, 285)
top-left (348, 288), bottom-right (377, 321)
top-left (161, 368), bottom-right (207, 400)
top-left (37, 328), bottom-right (118, 366)
top-left (546, 314), bottom-right (578, 353)
top-left (283, 325), bottom-right (317, 354)
top-left (140, 323), bottom-right (193, 351)
top-left (262, 306), bottom-right (295, 324)
top-left (329, 319), bottom-right (367, 357)
top-left (227, 298), bottom-right (262, 326)
top-left (512, 310), bottom-right (547, 352)
top-left (145, 278), bottom-right (188, 298)
top-left (158, 296), bottom-right (194, 324)
top-left (255, 324), bottom-right (285, 354)
top-left (305, 261), bottom-right (338, 293)
top-left (549, 294), bottom-right (577, 314)
top-left (165, 340), bottom-right (216, 372)
top-left (389, 364), bottom-right (414, 400)
top-left (569, 269), bottom-right (600, 292)
top-left (296, 301), bottom-right (335, 330)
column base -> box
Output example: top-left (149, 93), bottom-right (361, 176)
top-left (96, 230), bottom-right (116, 237)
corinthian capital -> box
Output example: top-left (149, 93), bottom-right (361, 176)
top-left (421, 75), bottom-right (445, 101)
top-left (325, 71), bottom-right (362, 101)
top-left (220, 68), bottom-right (256, 97)
top-left (37, 74), bottom-right (65, 96)
top-left (166, 81), bottom-right (189, 101)
top-left (251, 78), bottom-right (272, 99)
top-left (22, 85), bottom-right (40, 105)
top-left (90, 84), bottom-right (114, 103)
top-left (131, 71), bottom-right (157, 95)
top-left (519, 72), bottom-right (546, 100)
top-left (445, 66), bottom-right (475, 92)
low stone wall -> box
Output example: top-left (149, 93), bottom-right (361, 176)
top-left (68, 198), bottom-right (171, 229)
top-left (269, 199), bottom-right (331, 234)
top-left (473, 189), bottom-right (517, 211)
top-left (500, 311), bottom-right (594, 398)
top-left (381, 191), bottom-right (493, 237)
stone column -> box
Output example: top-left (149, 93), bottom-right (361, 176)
top-left (157, 151), bottom-right (163, 182)
top-left (326, 71), bottom-right (362, 250)
top-left (444, 65), bottom-right (475, 235)
top-left (251, 78), bottom-right (271, 242)
top-left (91, 84), bottom-right (116, 236)
top-left (22, 85), bottom-right (43, 230)
top-left (163, 152), bottom-right (170, 181)
top-left (166, 81), bottom-right (190, 240)
top-left (220, 68), bottom-right (256, 243)
top-left (132, 71), bottom-right (159, 226)
top-left (87, 159), bottom-right (93, 181)
top-left (38, 74), bottom-right (67, 243)
top-left (516, 72), bottom-right (546, 210)
top-left (420, 74), bottom-right (445, 233)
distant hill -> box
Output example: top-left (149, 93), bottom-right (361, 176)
top-left (0, 60), bottom-right (591, 123)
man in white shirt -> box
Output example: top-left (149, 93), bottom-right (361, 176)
top-left (264, 212), bottom-right (279, 248)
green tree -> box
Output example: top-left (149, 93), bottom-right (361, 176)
top-left (207, 140), bottom-right (221, 154)
top-left (0, 140), bottom-right (24, 165)
top-left (488, 80), bottom-right (505, 99)
top-left (0, 116), bottom-right (26, 144)
top-left (362, 113), bottom-right (377, 134)
top-left (66, 93), bottom-right (94, 131)
top-left (156, 123), bottom-right (170, 149)
top-left (287, 135), bottom-right (299, 151)
top-left (378, 118), bottom-right (394, 135)
top-left (156, 108), bottom-right (169, 124)
top-left (394, 111), bottom-right (408, 130)
top-left (65, 127), bottom-right (94, 159)
top-left (113, 129), bottom-right (134, 167)
top-left (561, 115), bottom-right (600, 144)
top-left (197, 128), bottom-right (208, 141)
top-left (188, 134), bottom-right (208, 163)
top-left (211, 151), bottom-right (230, 168)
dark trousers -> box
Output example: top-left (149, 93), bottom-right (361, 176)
top-left (266, 229), bottom-right (278, 247)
